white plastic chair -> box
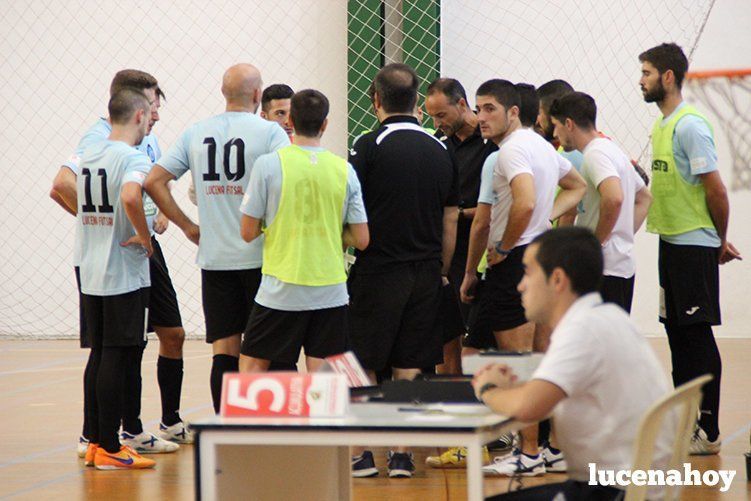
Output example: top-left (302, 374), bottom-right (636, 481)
top-left (624, 374), bottom-right (712, 501)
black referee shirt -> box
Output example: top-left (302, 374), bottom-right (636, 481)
top-left (439, 125), bottom-right (497, 245)
top-left (439, 125), bottom-right (498, 210)
top-left (348, 115), bottom-right (459, 274)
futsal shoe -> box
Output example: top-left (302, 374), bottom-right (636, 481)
top-left (542, 442), bottom-right (567, 472)
top-left (425, 446), bottom-right (491, 468)
top-left (84, 443), bottom-right (99, 467)
top-left (487, 432), bottom-right (515, 451)
top-left (482, 449), bottom-right (545, 477)
top-left (158, 421), bottom-right (194, 444)
top-left (77, 435), bottom-right (90, 458)
top-left (351, 450), bottom-right (378, 478)
top-left (94, 446), bottom-right (156, 470)
top-left (387, 451), bottom-right (415, 478)
top-left (120, 430), bottom-right (179, 453)
top-left (689, 427), bottom-right (721, 455)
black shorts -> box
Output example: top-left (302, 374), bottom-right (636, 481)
top-left (601, 274), bottom-right (635, 314)
top-left (241, 303), bottom-right (348, 364)
top-left (440, 281), bottom-right (466, 343)
top-left (74, 267), bottom-right (89, 349)
top-left (147, 236), bottom-right (182, 330)
top-left (202, 268), bottom-right (262, 343)
top-left (659, 240), bottom-right (720, 326)
top-left (472, 245), bottom-right (528, 333)
top-left (463, 275), bottom-right (498, 350)
top-left (348, 260), bottom-right (443, 371)
top-left (82, 288), bottom-right (150, 348)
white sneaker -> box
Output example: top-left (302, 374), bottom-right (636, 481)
top-left (77, 435), bottom-right (89, 458)
top-left (158, 421), bottom-right (194, 444)
top-left (542, 443), bottom-right (567, 472)
top-left (482, 450), bottom-right (545, 476)
top-left (689, 427), bottom-right (721, 455)
top-left (120, 430), bottom-right (180, 453)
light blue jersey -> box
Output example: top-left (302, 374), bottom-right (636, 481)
top-left (158, 112), bottom-right (290, 270)
top-left (66, 118), bottom-right (161, 266)
top-left (659, 102), bottom-right (720, 247)
top-left (239, 147), bottom-right (367, 311)
top-left (77, 140), bottom-right (152, 296)
top-left (560, 148), bottom-right (585, 214)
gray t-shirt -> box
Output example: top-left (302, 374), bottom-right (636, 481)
top-left (77, 140), bottom-right (152, 295)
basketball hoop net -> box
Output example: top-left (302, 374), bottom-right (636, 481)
top-left (685, 68), bottom-right (751, 191)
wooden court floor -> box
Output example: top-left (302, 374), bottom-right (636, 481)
top-left (1, 338), bottom-right (750, 500)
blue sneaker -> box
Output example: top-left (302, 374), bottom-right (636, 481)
top-left (387, 451), bottom-right (415, 478)
top-left (352, 450), bottom-right (378, 477)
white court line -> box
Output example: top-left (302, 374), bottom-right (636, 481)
top-left (721, 420), bottom-right (751, 447)
top-left (0, 353), bottom-right (212, 376)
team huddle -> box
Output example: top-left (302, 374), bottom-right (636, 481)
top-left (49, 41), bottom-right (739, 480)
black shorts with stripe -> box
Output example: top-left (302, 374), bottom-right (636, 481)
top-left (81, 288), bottom-right (150, 348)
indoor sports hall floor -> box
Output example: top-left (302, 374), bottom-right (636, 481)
top-left (1, 338), bottom-right (750, 500)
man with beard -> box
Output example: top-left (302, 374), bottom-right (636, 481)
top-left (639, 42), bottom-right (741, 455)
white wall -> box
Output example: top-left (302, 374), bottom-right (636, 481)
top-left (441, 0), bottom-right (751, 337)
top-left (1, 0), bottom-right (749, 338)
top-left (0, 0), bottom-right (347, 337)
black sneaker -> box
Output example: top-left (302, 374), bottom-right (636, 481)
top-left (387, 451), bottom-right (415, 478)
top-left (486, 432), bottom-right (515, 452)
top-left (352, 450), bottom-right (378, 477)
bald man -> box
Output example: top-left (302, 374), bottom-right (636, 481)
top-left (145, 64), bottom-right (290, 412)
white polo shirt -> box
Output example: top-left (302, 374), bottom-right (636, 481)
top-left (478, 128), bottom-right (571, 248)
top-left (577, 138), bottom-right (646, 278)
top-left (532, 293), bottom-right (674, 484)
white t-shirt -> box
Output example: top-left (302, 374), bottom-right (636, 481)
top-left (532, 293), bottom-right (674, 486)
top-left (577, 137), bottom-right (646, 278)
top-left (478, 128), bottom-right (571, 247)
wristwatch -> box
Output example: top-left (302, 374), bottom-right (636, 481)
top-left (494, 243), bottom-right (512, 256)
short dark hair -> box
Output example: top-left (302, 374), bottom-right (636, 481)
top-left (261, 84), bottom-right (294, 111)
top-left (531, 227), bottom-right (603, 295)
top-left (374, 63), bottom-right (419, 114)
top-left (290, 89), bottom-right (329, 137)
top-left (426, 78), bottom-right (468, 105)
top-left (537, 79), bottom-right (574, 113)
top-left (108, 88), bottom-right (151, 125)
top-left (549, 91), bottom-right (597, 130)
top-left (476, 79), bottom-right (520, 111)
top-left (639, 42), bottom-right (689, 89)
top-left (515, 83), bottom-right (539, 127)
top-left (110, 69), bottom-right (164, 100)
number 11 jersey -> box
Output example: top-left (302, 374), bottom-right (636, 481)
top-left (158, 112), bottom-right (289, 270)
top-left (77, 140), bottom-right (152, 296)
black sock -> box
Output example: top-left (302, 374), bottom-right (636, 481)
top-left (666, 322), bottom-right (721, 441)
top-left (538, 419), bottom-right (551, 446)
top-left (121, 344), bottom-right (144, 435)
top-left (85, 348), bottom-right (102, 444)
top-left (686, 323), bottom-right (722, 441)
top-left (82, 352), bottom-right (94, 440)
top-left (158, 356), bottom-right (184, 426)
top-left (98, 347), bottom-right (135, 453)
top-left (211, 354), bottom-right (238, 414)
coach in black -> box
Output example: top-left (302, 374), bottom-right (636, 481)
top-left (426, 78), bottom-right (499, 366)
top-left (348, 63), bottom-right (458, 479)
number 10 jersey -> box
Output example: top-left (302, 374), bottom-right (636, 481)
top-left (158, 111), bottom-right (290, 270)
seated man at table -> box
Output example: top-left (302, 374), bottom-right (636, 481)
top-left (472, 227), bottom-right (675, 499)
